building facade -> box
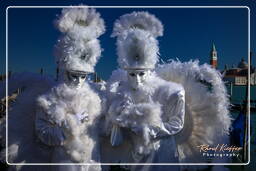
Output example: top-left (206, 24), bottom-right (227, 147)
top-left (222, 58), bottom-right (256, 85)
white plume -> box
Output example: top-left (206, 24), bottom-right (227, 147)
top-left (112, 11), bottom-right (163, 69)
top-left (54, 6), bottom-right (105, 73)
top-left (112, 11), bottom-right (163, 38)
top-left (116, 29), bottom-right (159, 69)
top-left (54, 37), bottom-right (102, 73)
top-left (55, 7), bottom-right (105, 40)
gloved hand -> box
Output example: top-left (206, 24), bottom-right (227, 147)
top-left (74, 112), bottom-right (89, 123)
top-left (131, 125), bottom-right (143, 135)
top-left (110, 124), bottom-right (123, 146)
top-left (148, 123), bottom-right (171, 140)
top-left (35, 114), bottom-right (66, 146)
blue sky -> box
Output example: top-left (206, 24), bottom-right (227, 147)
top-left (0, 0), bottom-right (255, 80)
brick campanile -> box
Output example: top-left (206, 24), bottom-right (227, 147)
top-left (210, 43), bottom-right (218, 69)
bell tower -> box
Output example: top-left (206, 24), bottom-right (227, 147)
top-left (210, 43), bottom-right (218, 69)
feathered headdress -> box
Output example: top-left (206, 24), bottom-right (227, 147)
top-left (112, 11), bottom-right (163, 70)
top-left (54, 6), bottom-right (105, 73)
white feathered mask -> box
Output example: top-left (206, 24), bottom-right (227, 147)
top-left (54, 7), bottom-right (105, 73)
top-left (112, 11), bottom-right (163, 69)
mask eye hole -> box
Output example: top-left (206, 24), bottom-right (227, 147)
top-left (71, 74), bottom-right (78, 79)
top-left (81, 75), bottom-right (86, 79)
top-left (139, 72), bottom-right (145, 76)
top-left (129, 73), bottom-right (136, 77)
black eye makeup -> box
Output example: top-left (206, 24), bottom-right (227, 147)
top-left (71, 74), bottom-right (78, 79)
top-left (68, 72), bottom-right (87, 80)
top-left (129, 73), bottom-right (136, 77)
top-left (139, 72), bottom-right (145, 76)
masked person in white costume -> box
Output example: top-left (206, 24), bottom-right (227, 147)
top-left (34, 7), bottom-right (105, 171)
top-left (101, 12), bottom-right (185, 171)
top-left (1, 6), bottom-right (106, 171)
top-left (101, 11), bottom-right (232, 171)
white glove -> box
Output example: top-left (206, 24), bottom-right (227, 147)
top-left (148, 123), bottom-right (171, 140)
top-left (35, 116), bottom-right (66, 146)
top-left (75, 112), bottom-right (89, 123)
top-left (110, 124), bottom-right (123, 146)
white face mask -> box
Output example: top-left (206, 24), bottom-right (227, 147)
top-left (66, 71), bottom-right (87, 89)
top-left (127, 70), bottom-right (150, 90)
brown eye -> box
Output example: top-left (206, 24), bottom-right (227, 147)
top-left (139, 72), bottom-right (145, 76)
top-left (129, 73), bottom-right (136, 77)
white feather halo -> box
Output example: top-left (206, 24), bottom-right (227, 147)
top-left (55, 6), bottom-right (105, 40)
top-left (112, 11), bottom-right (163, 38)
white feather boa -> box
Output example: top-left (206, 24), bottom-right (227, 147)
top-left (106, 73), bottom-right (183, 156)
top-left (111, 100), bottom-right (162, 155)
top-left (37, 82), bottom-right (102, 163)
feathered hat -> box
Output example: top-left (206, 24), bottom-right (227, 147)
top-left (112, 11), bottom-right (163, 70)
top-left (54, 6), bottom-right (105, 74)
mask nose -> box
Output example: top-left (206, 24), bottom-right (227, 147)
top-left (77, 77), bottom-right (85, 86)
top-left (135, 74), bottom-right (141, 83)
top-left (78, 77), bottom-right (83, 83)
top-left (72, 76), bottom-right (81, 86)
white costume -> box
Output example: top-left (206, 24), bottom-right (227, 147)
top-left (1, 6), bottom-right (105, 171)
top-left (101, 11), bottom-right (231, 171)
top-left (101, 12), bottom-right (184, 171)
top-left (0, 9), bottom-right (232, 171)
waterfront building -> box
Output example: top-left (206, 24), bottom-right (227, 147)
top-left (222, 58), bottom-right (256, 85)
top-left (209, 43), bottom-right (256, 85)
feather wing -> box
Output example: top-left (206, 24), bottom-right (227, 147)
top-left (156, 60), bottom-right (232, 163)
top-left (0, 72), bottom-right (55, 163)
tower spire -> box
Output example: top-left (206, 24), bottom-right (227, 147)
top-left (212, 43), bottom-right (216, 52)
top-left (210, 43), bottom-right (218, 69)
